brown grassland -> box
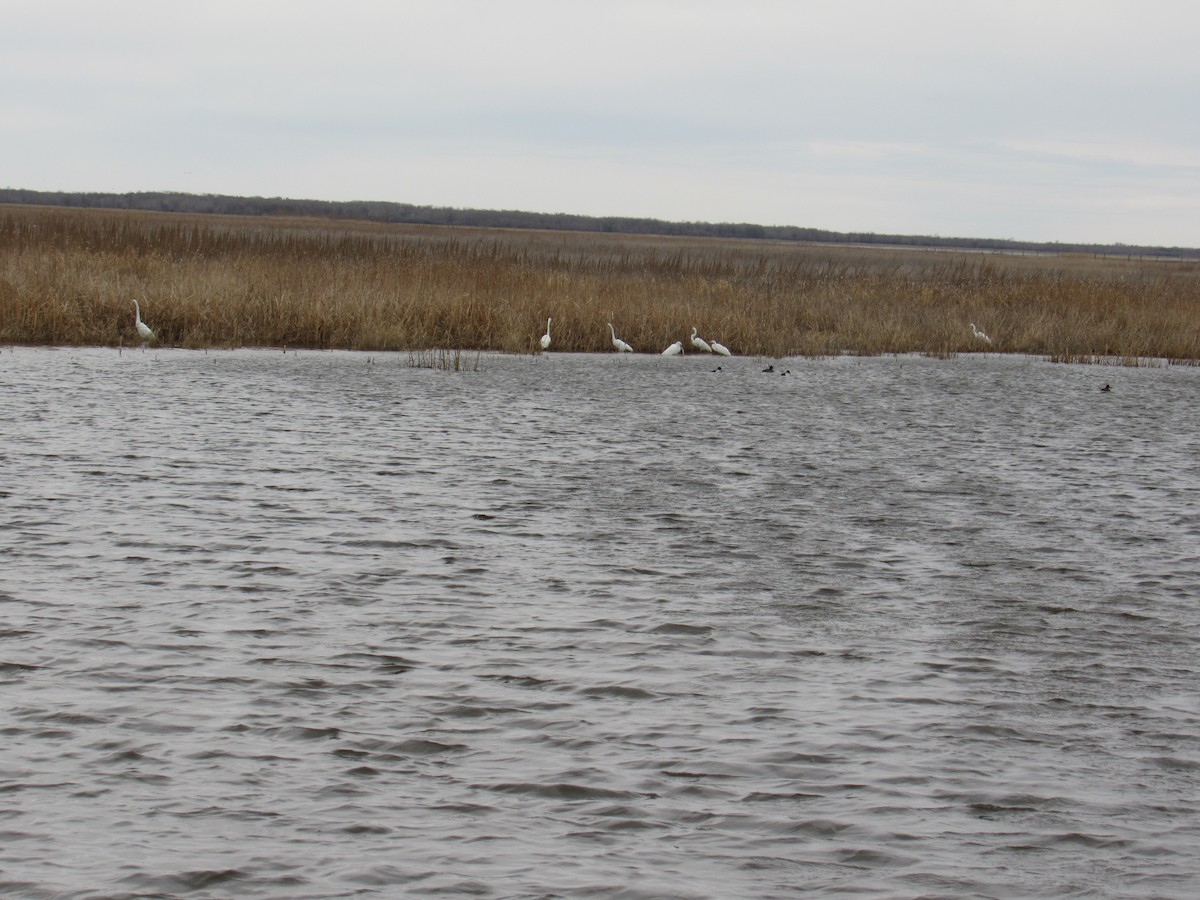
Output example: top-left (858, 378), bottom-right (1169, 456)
top-left (2, 204), bottom-right (1198, 362)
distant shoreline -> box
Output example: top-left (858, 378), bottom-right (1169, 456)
top-left (3, 188), bottom-right (1197, 261)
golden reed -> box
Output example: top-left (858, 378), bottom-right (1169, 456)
top-left (2, 204), bottom-right (1197, 362)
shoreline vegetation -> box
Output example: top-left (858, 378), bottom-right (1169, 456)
top-left (2, 202), bottom-right (1198, 362)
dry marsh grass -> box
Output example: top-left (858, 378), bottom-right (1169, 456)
top-left (2, 204), bottom-right (1198, 362)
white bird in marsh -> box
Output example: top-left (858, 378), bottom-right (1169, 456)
top-left (710, 339), bottom-right (732, 356)
top-left (608, 323), bottom-right (633, 353)
top-left (540, 317), bottom-right (552, 350)
top-left (690, 327), bottom-right (712, 353)
top-left (133, 300), bottom-right (155, 343)
top-left (969, 323), bottom-right (992, 344)
top-left (662, 340), bottom-right (683, 356)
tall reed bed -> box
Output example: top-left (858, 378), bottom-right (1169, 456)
top-left (2, 204), bottom-right (1198, 361)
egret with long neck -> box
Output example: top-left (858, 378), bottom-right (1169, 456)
top-left (133, 300), bottom-right (155, 343)
top-left (608, 323), bottom-right (633, 353)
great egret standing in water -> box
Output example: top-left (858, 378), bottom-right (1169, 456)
top-left (662, 341), bottom-right (683, 356)
top-left (608, 323), bottom-right (633, 353)
top-left (690, 327), bottom-right (712, 353)
top-left (540, 318), bottom-right (552, 350)
top-left (710, 339), bottom-right (731, 356)
top-left (133, 300), bottom-right (155, 343)
top-left (969, 323), bottom-right (992, 344)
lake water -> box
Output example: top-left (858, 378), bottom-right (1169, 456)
top-left (2, 346), bottom-right (1199, 899)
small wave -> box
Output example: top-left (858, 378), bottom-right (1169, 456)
top-left (347, 737), bottom-right (470, 757)
top-left (484, 782), bottom-right (644, 801)
top-left (118, 868), bottom-right (251, 892)
top-left (647, 623), bottom-right (714, 636)
top-left (579, 684), bottom-right (659, 700)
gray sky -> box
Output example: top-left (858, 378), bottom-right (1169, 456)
top-left (5, 0), bottom-right (1199, 247)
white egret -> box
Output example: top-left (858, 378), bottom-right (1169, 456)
top-left (608, 323), bottom-right (633, 353)
top-left (662, 341), bottom-right (683, 356)
top-left (690, 327), bottom-right (712, 353)
top-left (540, 318), bottom-right (552, 350)
top-left (710, 339), bottom-right (732, 356)
top-left (133, 300), bottom-right (155, 343)
top-left (969, 323), bottom-right (992, 344)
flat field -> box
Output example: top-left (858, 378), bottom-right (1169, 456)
top-left (2, 204), bottom-right (1197, 360)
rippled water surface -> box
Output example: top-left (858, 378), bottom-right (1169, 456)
top-left (3, 346), bottom-right (1199, 899)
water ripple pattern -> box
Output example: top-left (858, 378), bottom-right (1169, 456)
top-left (2, 347), bottom-right (1199, 898)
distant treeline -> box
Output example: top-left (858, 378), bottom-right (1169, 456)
top-left (3, 187), bottom-right (1197, 260)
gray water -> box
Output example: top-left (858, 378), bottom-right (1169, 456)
top-left (2, 346), bottom-right (1199, 899)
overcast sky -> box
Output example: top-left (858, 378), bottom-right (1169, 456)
top-left (5, 0), bottom-right (1199, 247)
